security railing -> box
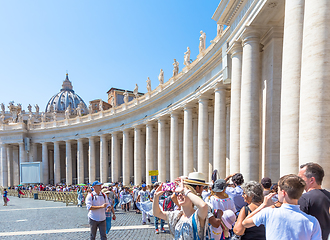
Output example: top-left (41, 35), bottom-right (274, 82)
top-left (0, 188), bottom-right (87, 206)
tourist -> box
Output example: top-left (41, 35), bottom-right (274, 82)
top-left (133, 186), bottom-right (140, 213)
top-left (242, 174), bottom-right (322, 240)
top-left (86, 181), bottom-right (111, 240)
top-left (113, 182), bottom-right (119, 210)
top-left (260, 177), bottom-right (272, 196)
top-left (77, 187), bottom-right (84, 207)
top-left (101, 188), bottom-right (116, 234)
top-left (298, 162), bottom-right (330, 240)
top-left (121, 187), bottom-right (132, 212)
top-left (150, 182), bottom-right (165, 234)
top-left (225, 173), bottom-right (247, 213)
top-left (209, 179), bottom-right (236, 239)
top-left (3, 188), bottom-right (8, 206)
top-left (201, 185), bottom-right (211, 201)
top-left (152, 179), bottom-right (208, 239)
top-left (233, 181), bottom-right (265, 240)
top-left (136, 184), bottom-right (150, 224)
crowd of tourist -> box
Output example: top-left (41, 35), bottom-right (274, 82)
top-left (2, 162), bottom-right (329, 240)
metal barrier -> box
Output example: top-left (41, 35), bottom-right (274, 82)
top-left (0, 188), bottom-right (87, 206)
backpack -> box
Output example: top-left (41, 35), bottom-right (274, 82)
top-left (163, 196), bottom-right (175, 211)
top-left (91, 192), bottom-right (106, 201)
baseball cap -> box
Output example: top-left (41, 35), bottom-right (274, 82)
top-left (91, 181), bottom-right (102, 187)
top-left (142, 184), bottom-right (146, 187)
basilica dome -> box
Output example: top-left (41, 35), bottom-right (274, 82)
top-left (45, 74), bottom-right (88, 113)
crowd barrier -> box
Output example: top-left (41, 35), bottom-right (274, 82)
top-left (0, 188), bottom-right (87, 206)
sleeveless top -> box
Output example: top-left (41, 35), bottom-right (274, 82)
top-left (241, 206), bottom-right (266, 240)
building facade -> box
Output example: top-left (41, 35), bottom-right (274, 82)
top-left (1, 0), bottom-right (329, 189)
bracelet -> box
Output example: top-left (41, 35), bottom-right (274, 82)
top-left (184, 190), bottom-right (191, 196)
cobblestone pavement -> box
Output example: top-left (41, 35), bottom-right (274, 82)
top-left (0, 196), bottom-right (172, 240)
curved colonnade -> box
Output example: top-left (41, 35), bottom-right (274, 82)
top-left (1, 0), bottom-right (330, 189)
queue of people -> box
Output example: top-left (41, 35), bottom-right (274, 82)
top-left (2, 162), bottom-right (329, 240)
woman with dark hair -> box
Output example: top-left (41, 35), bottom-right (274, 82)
top-left (225, 173), bottom-right (247, 213)
top-left (233, 181), bottom-right (266, 240)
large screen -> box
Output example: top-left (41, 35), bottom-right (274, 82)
top-left (20, 162), bottom-right (41, 183)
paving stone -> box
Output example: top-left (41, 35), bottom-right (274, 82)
top-left (0, 196), bottom-right (172, 239)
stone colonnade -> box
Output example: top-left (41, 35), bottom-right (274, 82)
top-left (1, 0), bottom-right (330, 189)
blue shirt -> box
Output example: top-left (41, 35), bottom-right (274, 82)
top-left (253, 204), bottom-right (322, 240)
top-left (225, 186), bottom-right (246, 212)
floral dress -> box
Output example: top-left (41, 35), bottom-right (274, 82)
top-left (167, 209), bottom-right (204, 239)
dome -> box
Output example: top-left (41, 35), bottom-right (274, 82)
top-left (45, 74), bottom-right (88, 114)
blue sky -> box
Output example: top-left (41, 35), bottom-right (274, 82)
top-left (0, 1), bottom-right (220, 111)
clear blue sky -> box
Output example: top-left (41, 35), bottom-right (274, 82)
top-left (0, 1), bottom-right (220, 111)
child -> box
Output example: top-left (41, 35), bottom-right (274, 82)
top-left (210, 179), bottom-right (236, 240)
top-left (102, 189), bottom-right (116, 234)
top-left (136, 184), bottom-right (150, 225)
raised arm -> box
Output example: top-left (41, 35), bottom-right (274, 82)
top-left (152, 184), bottom-right (168, 221)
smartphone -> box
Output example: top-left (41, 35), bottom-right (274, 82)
top-left (162, 182), bottom-right (176, 191)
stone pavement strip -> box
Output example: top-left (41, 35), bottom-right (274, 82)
top-left (0, 196), bottom-right (172, 240)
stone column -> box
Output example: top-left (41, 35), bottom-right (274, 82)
top-left (158, 118), bottom-right (166, 182)
top-left (183, 105), bottom-right (194, 176)
top-left (122, 129), bottom-right (130, 185)
top-left (198, 96), bottom-right (209, 178)
top-left (100, 134), bottom-right (108, 183)
top-left (134, 126), bottom-right (142, 185)
top-left (111, 133), bottom-right (119, 182)
top-left (42, 142), bottom-right (49, 184)
top-left (49, 150), bottom-right (54, 183)
top-left (1, 144), bottom-right (8, 187)
top-left (89, 137), bottom-right (96, 183)
top-left (66, 140), bottom-right (72, 185)
top-left (193, 111), bottom-right (198, 170)
top-left (214, 86), bottom-right (227, 178)
top-left (77, 139), bottom-right (84, 184)
top-left (300, 0), bottom-right (330, 189)
top-left (280, 0), bottom-right (304, 176)
top-left (54, 141), bottom-right (61, 184)
top-left (13, 146), bottom-right (19, 186)
top-left (7, 146), bottom-right (13, 187)
top-left (146, 123), bottom-right (154, 185)
top-left (19, 142), bottom-right (26, 164)
top-left (240, 29), bottom-right (261, 182)
top-left (170, 112), bottom-right (180, 181)
top-left (228, 42), bottom-right (243, 173)
top-left (226, 99), bottom-right (231, 176)
top-left (208, 103), bottom-right (214, 182)
top-left (178, 119), bottom-right (184, 176)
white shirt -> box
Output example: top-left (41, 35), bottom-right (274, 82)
top-left (86, 191), bottom-right (110, 221)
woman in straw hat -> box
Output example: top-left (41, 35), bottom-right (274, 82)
top-left (152, 178), bottom-right (208, 239)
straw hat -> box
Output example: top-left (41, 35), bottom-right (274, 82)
top-left (101, 188), bottom-right (111, 194)
top-left (183, 172), bottom-right (210, 186)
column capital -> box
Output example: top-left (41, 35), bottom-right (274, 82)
top-left (241, 28), bottom-right (261, 46)
top-left (88, 136), bottom-right (96, 141)
top-left (214, 83), bottom-right (226, 92)
top-left (157, 116), bottom-right (168, 123)
top-left (170, 110), bottom-right (181, 117)
top-left (145, 121), bottom-right (155, 127)
top-left (184, 102), bottom-right (196, 110)
top-left (198, 95), bottom-right (209, 103)
top-left (133, 124), bottom-right (144, 130)
top-left (65, 139), bottom-right (73, 143)
top-left (228, 41), bottom-right (243, 56)
top-left (100, 134), bottom-right (110, 140)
